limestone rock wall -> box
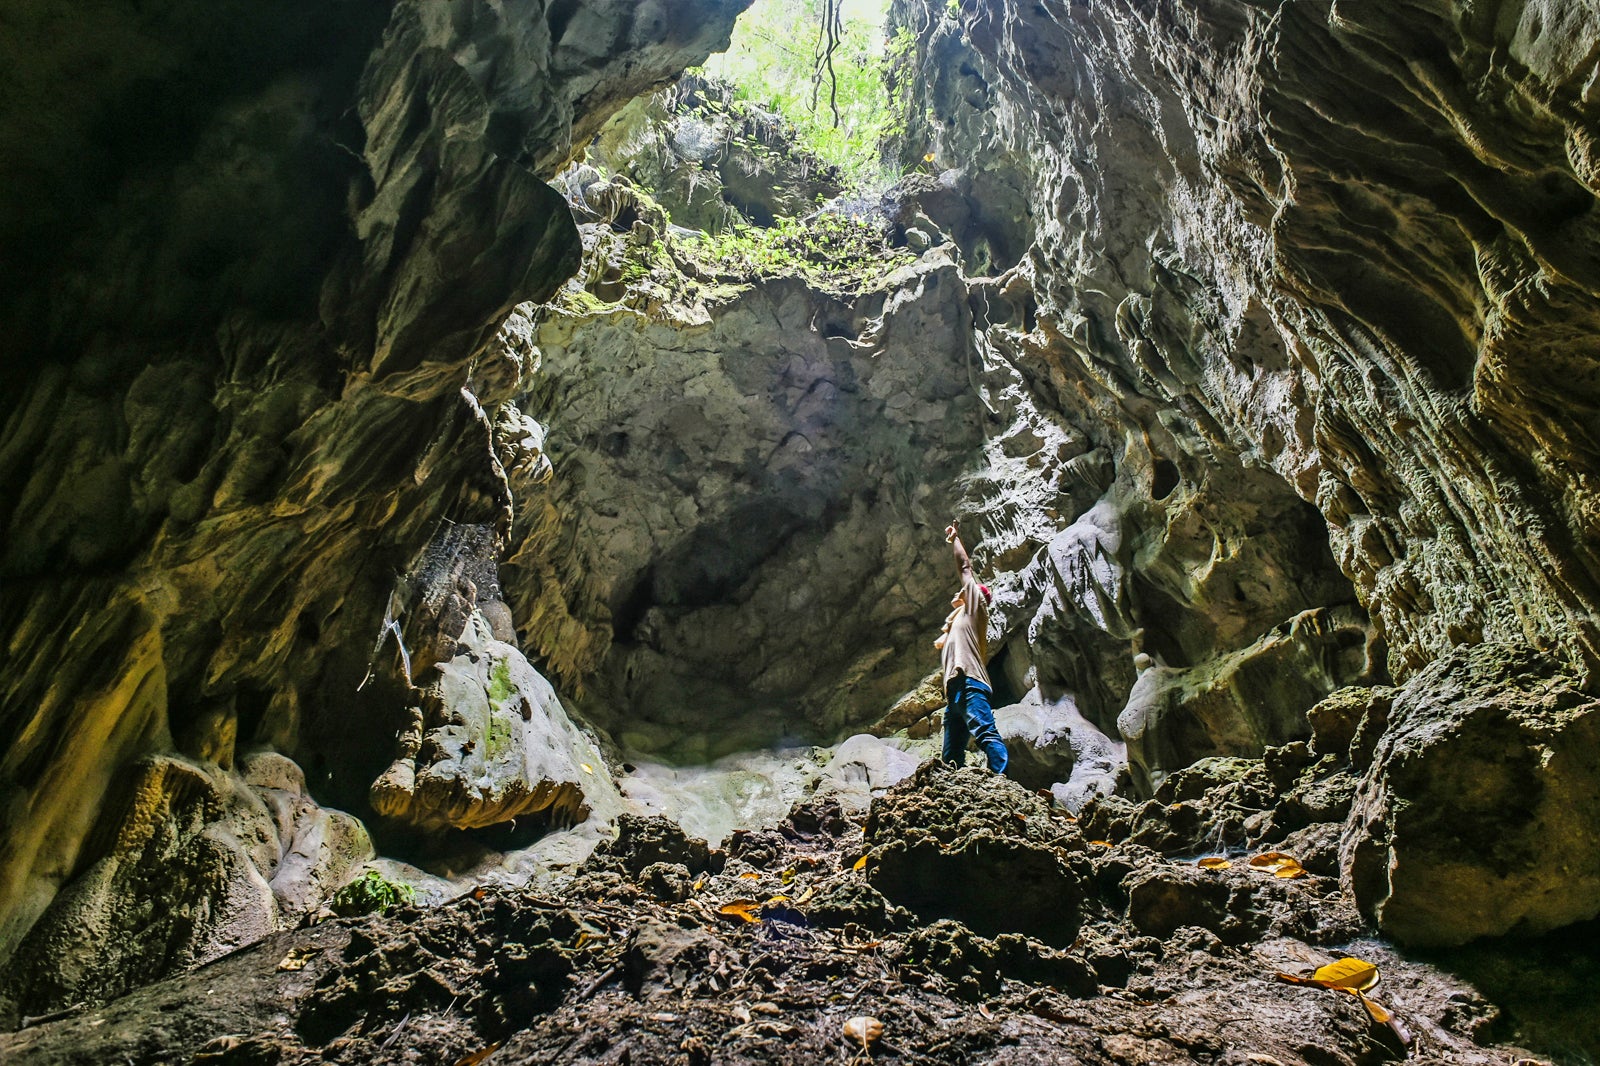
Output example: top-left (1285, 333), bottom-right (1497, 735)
top-left (892, 0), bottom-right (1600, 684)
top-left (506, 247), bottom-right (992, 758)
top-left (0, 0), bottom-right (750, 965)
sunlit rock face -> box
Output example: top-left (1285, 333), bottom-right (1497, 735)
top-left (0, 0), bottom-right (750, 966)
top-left (506, 250), bottom-right (989, 758)
top-left (893, 0), bottom-right (1600, 682)
top-left (888, 0), bottom-right (1600, 941)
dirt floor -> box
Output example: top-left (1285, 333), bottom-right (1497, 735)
top-left (0, 761), bottom-right (1587, 1066)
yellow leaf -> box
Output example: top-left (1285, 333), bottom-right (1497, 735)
top-left (765, 894), bottom-right (790, 904)
top-left (739, 871), bottom-right (761, 880)
top-left (275, 947), bottom-right (316, 972)
top-left (923, 152), bottom-right (935, 162)
top-left (1248, 851), bottom-right (1296, 869)
top-left (1089, 840), bottom-right (1113, 848)
top-left (692, 879), bottom-right (704, 891)
top-left (1273, 859), bottom-right (1307, 879)
top-left (795, 886), bottom-right (816, 905)
top-left (1353, 990), bottom-right (1392, 1023)
top-left (781, 868), bottom-right (796, 884)
top-left (853, 855), bottom-right (868, 871)
top-left (1311, 957), bottom-right (1379, 991)
top-left (580, 763), bottom-right (594, 774)
top-left (453, 1044), bottom-right (502, 1066)
top-left (719, 900), bottom-right (761, 923)
top-left (1196, 857), bottom-right (1232, 870)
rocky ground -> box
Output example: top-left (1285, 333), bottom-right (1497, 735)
top-left (2, 760), bottom-right (1581, 1066)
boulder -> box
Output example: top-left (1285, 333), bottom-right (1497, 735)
top-left (370, 612), bottom-right (621, 832)
top-left (1342, 643), bottom-right (1600, 946)
top-left (992, 688), bottom-right (1126, 807)
top-left (863, 760), bottom-right (1087, 947)
top-left (0, 752), bottom-right (371, 1013)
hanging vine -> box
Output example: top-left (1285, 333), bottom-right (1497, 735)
top-left (809, 0), bottom-right (844, 126)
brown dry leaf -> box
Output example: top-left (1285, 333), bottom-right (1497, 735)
top-left (1196, 857), bottom-right (1232, 870)
top-left (453, 1044), bottom-right (502, 1066)
top-left (843, 1015), bottom-right (883, 1049)
top-left (1352, 990), bottom-right (1391, 1022)
top-left (719, 900), bottom-right (761, 924)
top-left (1311, 957), bottom-right (1379, 991)
top-left (1275, 972), bottom-right (1319, 986)
top-left (275, 947), bottom-right (317, 972)
top-left (1248, 851), bottom-right (1296, 869)
top-left (853, 855), bottom-right (868, 871)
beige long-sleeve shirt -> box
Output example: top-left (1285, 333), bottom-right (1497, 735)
top-left (939, 570), bottom-right (991, 688)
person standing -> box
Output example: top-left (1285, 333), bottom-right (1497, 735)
top-left (936, 521), bottom-right (1007, 773)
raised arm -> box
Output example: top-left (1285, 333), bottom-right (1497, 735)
top-left (944, 522), bottom-right (972, 576)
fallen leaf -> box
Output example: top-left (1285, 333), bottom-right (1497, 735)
top-left (781, 868), bottom-right (796, 884)
top-left (739, 872), bottom-right (761, 880)
top-left (580, 763), bottom-right (594, 774)
top-left (275, 947), bottom-right (317, 972)
top-left (1196, 857), bottom-right (1232, 870)
top-left (795, 886), bottom-right (816, 905)
top-left (1248, 851), bottom-right (1296, 869)
top-left (843, 1015), bottom-right (883, 1049)
top-left (1089, 840), bottom-right (1113, 848)
top-left (978, 1004), bottom-right (994, 1020)
top-left (692, 879), bottom-right (704, 891)
top-left (1352, 989), bottom-right (1391, 1022)
top-left (719, 900), bottom-right (761, 923)
top-left (1273, 860), bottom-right (1307, 879)
top-left (1311, 957), bottom-right (1379, 991)
top-left (765, 894), bottom-right (790, 905)
top-left (853, 855), bottom-right (868, 871)
top-left (751, 1002), bottom-right (782, 1015)
top-left (452, 1044), bottom-right (501, 1066)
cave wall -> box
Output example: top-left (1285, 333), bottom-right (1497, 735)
top-left (0, 0), bottom-right (751, 964)
top-left (891, 0), bottom-right (1600, 688)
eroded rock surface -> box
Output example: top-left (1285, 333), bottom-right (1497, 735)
top-left (0, 753), bottom-right (370, 1016)
top-left (369, 612), bottom-right (620, 833)
top-left (1343, 643), bottom-right (1600, 946)
top-left (1, 771), bottom-right (1568, 1065)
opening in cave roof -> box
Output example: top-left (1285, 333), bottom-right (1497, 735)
top-left (696, 0), bottom-right (899, 198)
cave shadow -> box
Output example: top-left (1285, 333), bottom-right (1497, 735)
top-left (1414, 917), bottom-right (1600, 1064)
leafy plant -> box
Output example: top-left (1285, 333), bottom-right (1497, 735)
top-left (699, 0), bottom-right (899, 194)
top-left (678, 211), bottom-right (913, 294)
top-left (330, 869), bottom-right (416, 917)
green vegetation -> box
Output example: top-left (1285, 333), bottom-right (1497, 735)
top-left (701, 0), bottom-right (899, 193)
top-left (330, 869), bottom-right (416, 917)
top-left (486, 713), bottom-right (512, 759)
top-left (679, 211), bottom-right (913, 295)
top-left (487, 658), bottom-right (515, 704)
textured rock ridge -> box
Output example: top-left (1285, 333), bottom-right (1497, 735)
top-left (0, 0), bottom-right (750, 966)
top-left (892, 0), bottom-right (1600, 682)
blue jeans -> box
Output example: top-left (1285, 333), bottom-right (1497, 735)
top-left (943, 677), bottom-right (1008, 773)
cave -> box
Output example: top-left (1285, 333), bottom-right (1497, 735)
top-left (3, 0), bottom-right (1600, 1062)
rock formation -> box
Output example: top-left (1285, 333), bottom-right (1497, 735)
top-left (0, 0), bottom-right (752, 981)
top-left (3, 0), bottom-right (1600, 1058)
